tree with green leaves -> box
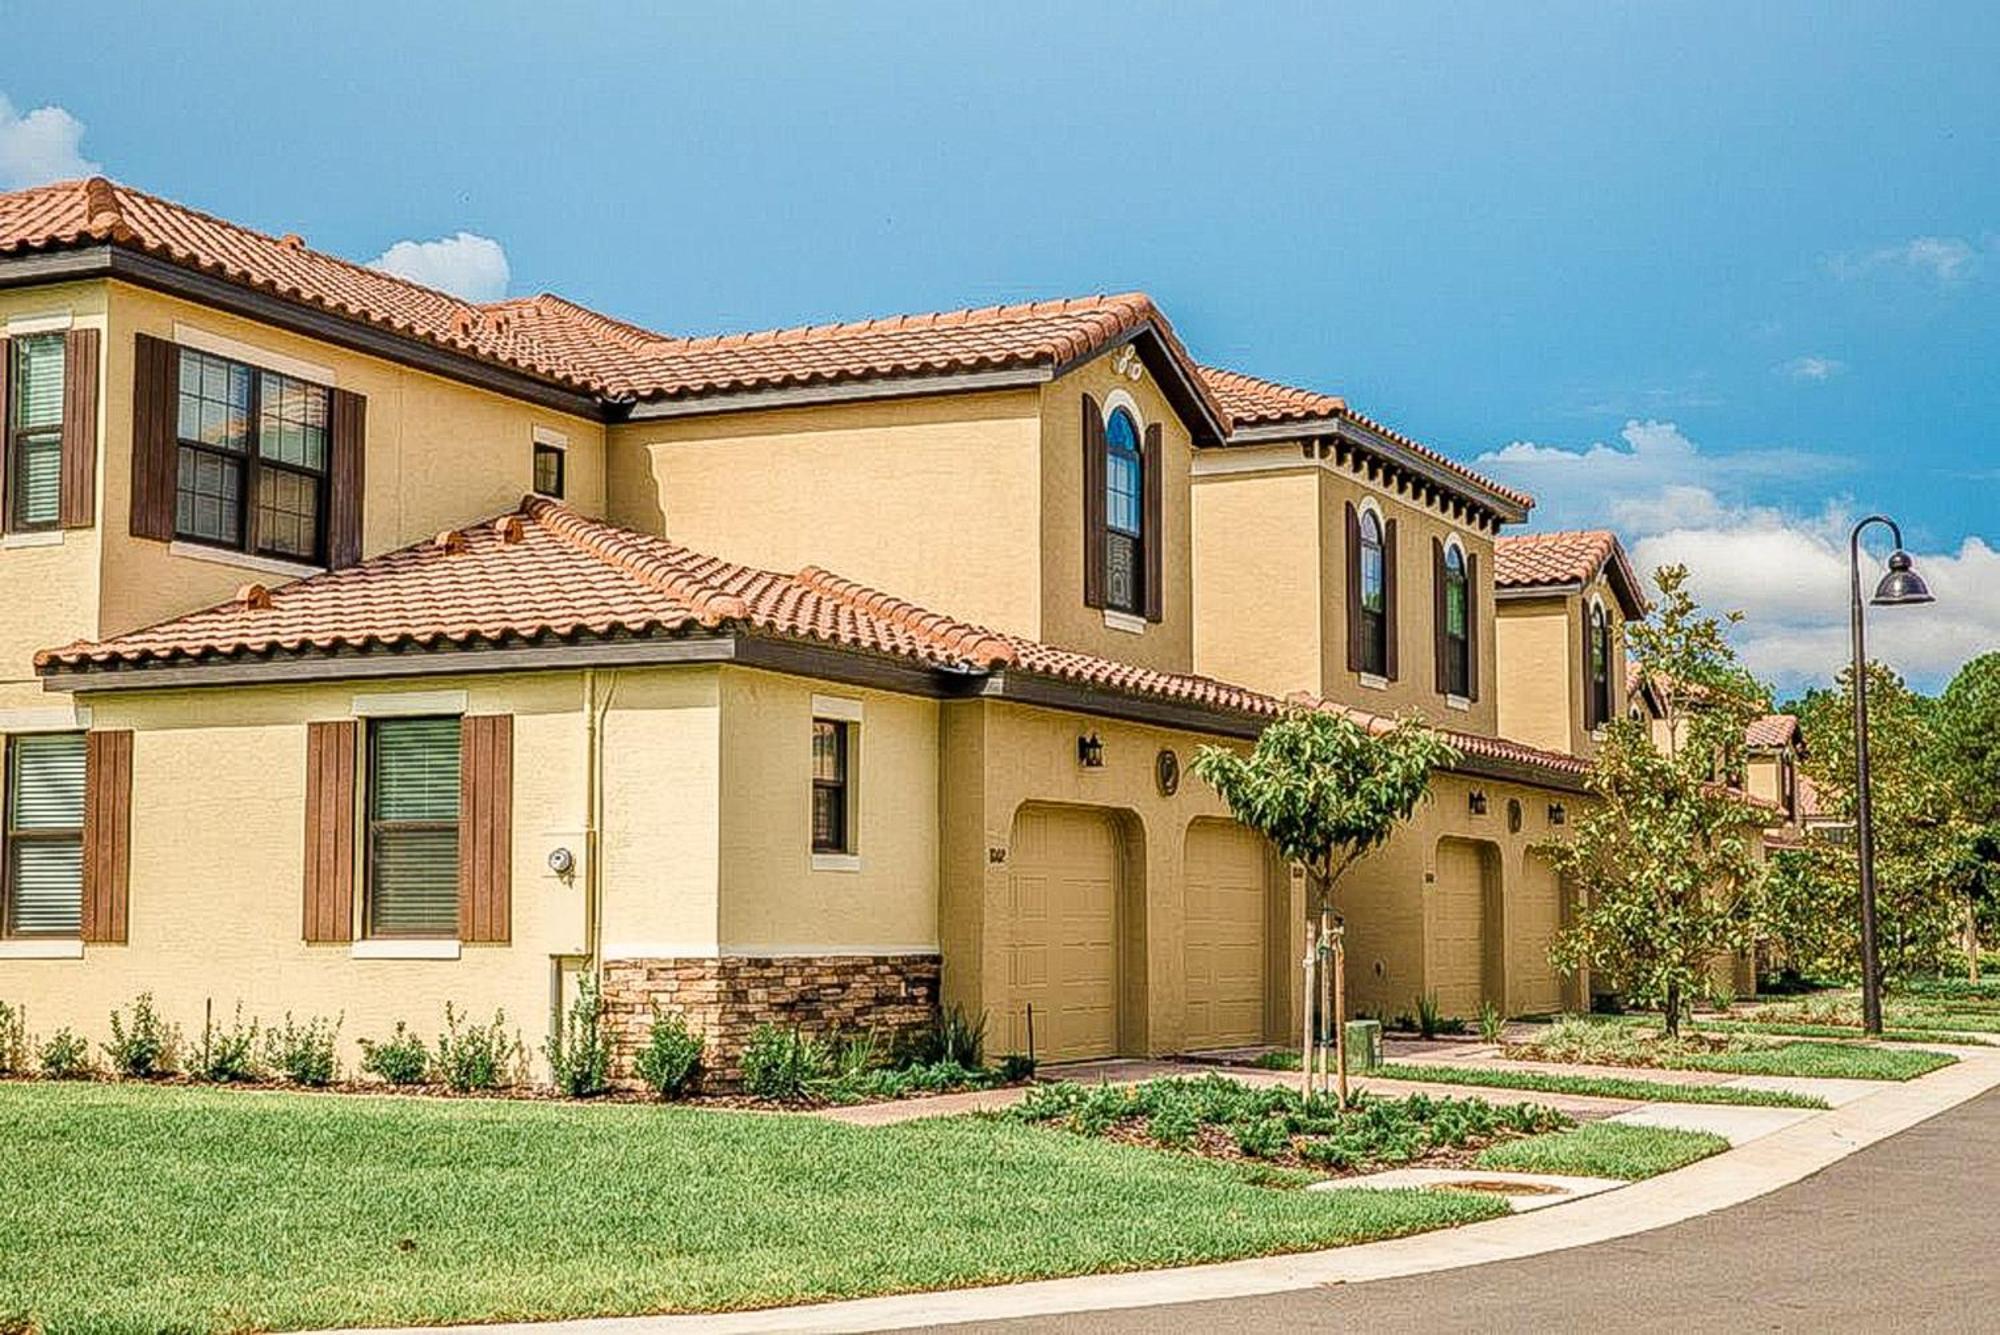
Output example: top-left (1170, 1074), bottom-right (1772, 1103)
top-left (1547, 564), bottom-right (1767, 1035)
top-left (1935, 652), bottom-right (2000, 973)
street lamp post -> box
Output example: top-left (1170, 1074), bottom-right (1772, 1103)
top-left (1848, 516), bottom-right (1934, 1037)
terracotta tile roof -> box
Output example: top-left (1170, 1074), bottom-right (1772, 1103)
top-left (1495, 530), bottom-right (1647, 617)
top-left (37, 500), bottom-right (1590, 786)
top-left (1745, 713), bottom-right (1801, 750)
top-left (1197, 366), bottom-right (1536, 514)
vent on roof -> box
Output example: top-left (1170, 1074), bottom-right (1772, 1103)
top-left (234, 583), bottom-right (273, 611)
top-left (278, 233), bottom-right (306, 251)
top-left (432, 528), bottom-right (469, 555)
top-left (494, 514), bottom-right (525, 545)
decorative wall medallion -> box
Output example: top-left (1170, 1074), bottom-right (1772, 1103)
top-left (1155, 748), bottom-right (1180, 796)
top-left (1112, 345), bottom-right (1145, 382)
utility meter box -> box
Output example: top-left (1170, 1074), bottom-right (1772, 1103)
top-left (1345, 1019), bottom-right (1384, 1073)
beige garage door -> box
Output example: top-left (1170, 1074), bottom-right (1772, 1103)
top-left (1431, 840), bottom-right (1490, 1020)
top-left (1007, 806), bottom-right (1120, 1062)
top-left (1183, 821), bottom-right (1268, 1051)
top-left (1513, 854), bottom-right (1565, 1015)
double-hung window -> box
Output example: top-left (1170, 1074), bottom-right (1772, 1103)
top-left (1358, 509), bottom-right (1389, 676)
top-left (175, 348), bottom-right (332, 564)
top-left (3, 732), bottom-right (86, 937)
top-left (1443, 544), bottom-right (1470, 697)
top-left (533, 441), bottom-right (565, 499)
top-left (366, 717), bottom-right (462, 938)
top-left (1103, 408), bottom-right (1144, 615)
top-left (811, 718), bottom-right (853, 855)
top-left (6, 334), bottom-right (65, 531)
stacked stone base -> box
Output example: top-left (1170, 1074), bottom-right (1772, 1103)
top-left (603, 954), bottom-right (942, 1087)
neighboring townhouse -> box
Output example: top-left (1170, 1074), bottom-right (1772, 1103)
top-left (1490, 530), bottom-right (1647, 760)
top-left (0, 178), bottom-right (1606, 1077)
top-left (1745, 713), bottom-right (1807, 848)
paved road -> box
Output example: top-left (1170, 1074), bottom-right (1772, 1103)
top-left (926, 1086), bottom-right (2000, 1334)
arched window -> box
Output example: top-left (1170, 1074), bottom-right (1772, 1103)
top-left (1443, 544), bottom-right (1470, 697)
top-left (1587, 602), bottom-right (1613, 730)
top-left (1358, 508), bottom-right (1388, 676)
top-left (1103, 407), bottom-right (1143, 614)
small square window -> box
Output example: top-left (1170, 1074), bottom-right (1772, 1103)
top-left (4, 732), bottom-right (86, 937)
top-left (533, 442), bottom-right (565, 499)
top-left (811, 718), bottom-right (853, 854)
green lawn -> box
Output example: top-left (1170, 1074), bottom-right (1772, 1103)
top-left (1369, 1063), bottom-right (1830, 1109)
top-left (1697, 1017), bottom-right (1994, 1045)
top-left (0, 1082), bottom-right (1501, 1333)
top-left (1668, 1042), bottom-right (1955, 1080)
top-left (1475, 1121), bottom-right (1728, 1179)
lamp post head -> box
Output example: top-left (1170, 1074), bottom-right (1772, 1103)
top-left (1871, 549), bottom-right (1935, 607)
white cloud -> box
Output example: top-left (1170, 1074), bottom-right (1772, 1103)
top-left (1779, 355), bottom-right (1845, 382)
top-left (1828, 235), bottom-right (1981, 284)
top-left (1476, 422), bottom-right (1984, 691)
top-left (0, 94), bottom-right (98, 189)
top-left (366, 232), bottom-right (510, 303)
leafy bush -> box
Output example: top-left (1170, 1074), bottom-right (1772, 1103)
top-left (996, 1052), bottom-right (1037, 1083)
top-left (1415, 993), bottom-right (1443, 1039)
top-left (434, 1005), bottom-right (522, 1093)
top-left (904, 1004), bottom-right (986, 1068)
top-left (543, 978), bottom-right (611, 1098)
top-left (39, 1028), bottom-right (92, 1080)
top-left (264, 1013), bottom-right (341, 1086)
top-left (359, 1022), bottom-right (431, 1086)
top-left (740, 1024), bottom-right (830, 1101)
top-left (631, 1007), bottom-right (703, 1099)
top-left (194, 1003), bottom-right (263, 1083)
top-left (0, 1001), bottom-right (31, 1076)
top-left (820, 1058), bottom-right (1002, 1105)
top-left (105, 992), bottom-right (181, 1078)
top-left (1478, 1001), bottom-right (1505, 1044)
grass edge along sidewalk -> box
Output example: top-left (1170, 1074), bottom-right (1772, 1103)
top-left (0, 1080), bottom-right (1501, 1334)
top-left (1475, 1121), bottom-right (1729, 1180)
top-left (1368, 1062), bottom-right (1831, 1109)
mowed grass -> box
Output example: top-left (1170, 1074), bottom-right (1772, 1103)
top-left (1667, 1041), bottom-right (1955, 1080)
top-left (0, 1083), bottom-right (1501, 1333)
top-left (1475, 1121), bottom-right (1728, 1180)
top-left (1370, 1063), bottom-right (1830, 1110)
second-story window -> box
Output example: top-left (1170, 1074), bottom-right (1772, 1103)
top-left (1586, 602), bottom-right (1613, 730)
top-left (1358, 508), bottom-right (1388, 676)
top-left (6, 334), bottom-right (65, 531)
top-left (1103, 407), bottom-right (1144, 615)
top-left (533, 442), bottom-right (565, 499)
top-left (1443, 543), bottom-right (1470, 697)
top-left (175, 348), bottom-right (331, 564)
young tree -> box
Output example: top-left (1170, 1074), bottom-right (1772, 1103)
top-left (1193, 705), bottom-right (1457, 1097)
top-left (1935, 653), bottom-right (2000, 974)
top-left (1547, 565), bottom-right (1767, 1035)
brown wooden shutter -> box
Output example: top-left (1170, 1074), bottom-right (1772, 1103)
top-left (0, 334), bottom-right (9, 527)
top-left (1344, 501), bottom-right (1363, 671)
top-left (1382, 518), bottom-right (1400, 681)
top-left (327, 387), bottom-right (367, 568)
top-left (1141, 422), bottom-right (1164, 622)
top-left (302, 720), bottom-right (357, 943)
top-left (81, 730), bottom-right (132, 944)
top-left (1081, 393), bottom-right (1106, 609)
top-left (129, 333), bottom-right (179, 542)
top-left (59, 327), bottom-right (100, 530)
top-left (1465, 551), bottom-right (1481, 702)
top-left (1432, 538), bottom-right (1449, 694)
top-left (458, 714), bottom-right (513, 944)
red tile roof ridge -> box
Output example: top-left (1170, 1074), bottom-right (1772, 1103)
top-left (483, 293), bottom-right (677, 354)
top-left (792, 565), bottom-right (1018, 668)
top-left (656, 291), bottom-right (1157, 354)
top-left (522, 495), bottom-right (747, 625)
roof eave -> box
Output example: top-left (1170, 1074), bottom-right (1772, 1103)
top-left (1218, 414), bottom-right (1532, 524)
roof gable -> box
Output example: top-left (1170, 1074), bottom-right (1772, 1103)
top-left (1495, 530), bottom-right (1647, 617)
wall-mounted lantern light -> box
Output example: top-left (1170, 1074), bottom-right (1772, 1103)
top-left (1548, 803), bottom-right (1567, 826)
top-left (1077, 733), bottom-right (1105, 768)
top-left (1468, 791), bottom-right (1488, 816)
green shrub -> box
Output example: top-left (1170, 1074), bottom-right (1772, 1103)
top-left (740, 1024), bottom-right (830, 1101)
top-left (193, 1002), bottom-right (263, 1083)
top-left (1232, 1115), bottom-right (1292, 1159)
top-left (39, 1028), bottom-right (92, 1080)
top-left (1415, 992), bottom-right (1443, 1039)
top-left (904, 1004), bottom-right (986, 1068)
top-left (631, 1007), bottom-right (703, 1099)
top-left (264, 1013), bottom-right (341, 1086)
top-left (105, 992), bottom-right (181, 1078)
top-left (434, 1005), bottom-right (522, 1093)
top-left (0, 1001), bottom-right (31, 1075)
top-left (359, 1022), bottom-right (431, 1086)
top-left (1478, 1000), bottom-right (1504, 1043)
top-left (543, 978), bottom-right (611, 1098)
top-left (997, 1052), bottom-right (1037, 1083)
top-left (830, 1029), bottom-right (884, 1082)
top-left (1146, 1095), bottom-right (1200, 1149)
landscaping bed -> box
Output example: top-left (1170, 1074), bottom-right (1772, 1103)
top-left (1005, 1075), bottom-right (1572, 1176)
top-left (1506, 1017), bottom-right (1956, 1081)
top-left (1474, 1121), bottom-right (1730, 1180)
top-left (0, 1081), bottom-right (1504, 1332)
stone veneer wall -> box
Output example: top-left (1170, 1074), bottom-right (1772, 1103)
top-left (603, 954), bottom-right (942, 1086)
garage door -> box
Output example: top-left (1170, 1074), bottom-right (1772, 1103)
top-left (1183, 821), bottom-right (1269, 1050)
top-left (1513, 854), bottom-right (1564, 1015)
top-left (1007, 806), bottom-right (1120, 1062)
top-left (1431, 839), bottom-right (1490, 1019)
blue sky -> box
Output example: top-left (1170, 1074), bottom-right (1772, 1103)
top-left (4, 3), bottom-right (1994, 691)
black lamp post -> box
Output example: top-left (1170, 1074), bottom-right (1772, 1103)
top-left (1849, 516), bottom-right (1934, 1037)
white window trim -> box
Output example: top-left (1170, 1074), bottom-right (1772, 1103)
top-left (1, 530), bottom-right (65, 550)
top-left (1445, 694), bottom-right (1472, 711)
top-left (811, 852), bottom-right (863, 874)
top-left (352, 690), bottom-right (469, 719)
top-left (1100, 387), bottom-right (1144, 431)
top-left (1102, 608), bottom-right (1147, 635)
top-left (169, 541), bottom-right (323, 581)
top-left (172, 322), bottom-right (337, 387)
top-left (350, 938), bottom-right (462, 961)
top-left (532, 425), bottom-right (570, 448)
top-left (0, 706), bottom-right (90, 733)
top-left (0, 938), bottom-right (83, 960)
top-left (1358, 672), bottom-right (1390, 691)
top-left (5, 311), bottom-right (74, 336)
top-left (811, 694), bottom-right (864, 723)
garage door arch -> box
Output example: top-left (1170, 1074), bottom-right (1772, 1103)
top-left (1430, 837), bottom-right (1502, 1020)
top-left (1182, 818), bottom-right (1279, 1051)
top-left (1002, 803), bottom-right (1141, 1062)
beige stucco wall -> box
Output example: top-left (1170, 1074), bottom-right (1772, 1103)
top-left (1190, 466), bottom-right (1322, 699)
top-left (1491, 576), bottom-right (1631, 759)
top-left (596, 668), bottom-right (723, 956)
top-left (1034, 352), bottom-right (1197, 674)
top-left (714, 666), bottom-right (939, 954)
top-left (605, 389), bottom-right (1046, 640)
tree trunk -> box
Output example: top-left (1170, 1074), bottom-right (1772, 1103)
top-left (1664, 981), bottom-right (1682, 1038)
top-left (1967, 898), bottom-right (1981, 984)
